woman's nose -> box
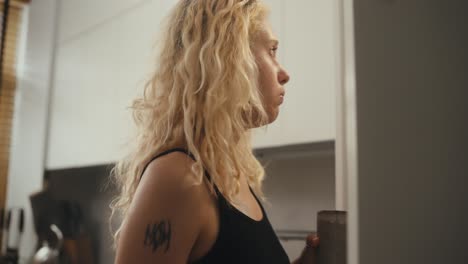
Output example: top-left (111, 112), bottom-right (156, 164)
top-left (278, 66), bottom-right (290, 85)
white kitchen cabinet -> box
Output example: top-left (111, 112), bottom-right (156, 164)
top-left (251, 0), bottom-right (289, 148)
top-left (48, 0), bottom-right (339, 166)
top-left (47, 1), bottom-right (175, 169)
top-left (252, 0), bottom-right (338, 148)
top-left (56, 0), bottom-right (147, 44)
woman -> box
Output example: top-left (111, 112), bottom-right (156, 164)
top-left (111, 0), bottom-right (320, 263)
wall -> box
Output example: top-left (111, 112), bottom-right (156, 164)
top-left (5, 0), bottom-right (58, 261)
top-left (262, 153), bottom-right (335, 260)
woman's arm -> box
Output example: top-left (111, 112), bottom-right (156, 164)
top-left (114, 155), bottom-right (205, 264)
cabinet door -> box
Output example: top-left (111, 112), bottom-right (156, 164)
top-left (47, 1), bottom-right (176, 169)
top-left (251, 0), bottom-right (289, 149)
top-left (57, 0), bottom-right (145, 43)
top-left (282, 0), bottom-right (338, 145)
top-left (252, 0), bottom-right (339, 149)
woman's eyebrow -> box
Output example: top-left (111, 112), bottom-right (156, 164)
top-left (270, 39), bottom-right (279, 46)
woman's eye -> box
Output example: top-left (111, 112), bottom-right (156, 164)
top-left (270, 47), bottom-right (278, 57)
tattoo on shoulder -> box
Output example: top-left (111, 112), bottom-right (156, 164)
top-left (143, 219), bottom-right (172, 253)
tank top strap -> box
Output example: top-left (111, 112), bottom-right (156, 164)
top-left (139, 148), bottom-right (195, 182)
top-left (204, 171), bottom-right (223, 196)
top-left (139, 148), bottom-right (219, 196)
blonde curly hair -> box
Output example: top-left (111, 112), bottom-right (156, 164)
top-left (109, 0), bottom-right (271, 247)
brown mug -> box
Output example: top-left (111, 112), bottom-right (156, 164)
top-left (317, 210), bottom-right (347, 264)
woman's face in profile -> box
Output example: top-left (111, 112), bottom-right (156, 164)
top-left (253, 19), bottom-right (290, 124)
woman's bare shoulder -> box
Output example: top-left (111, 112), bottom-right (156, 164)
top-left (115, 151), bottom-right (208, 264)
top-left (141, 151), bottom-right (202, 192)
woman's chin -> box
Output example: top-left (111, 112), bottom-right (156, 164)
top-left (266, 109), bottom-right (280, 124)
top-left (243, 107), bottom-right (279, 129)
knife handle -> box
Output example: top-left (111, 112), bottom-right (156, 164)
top-left (5, 210), bottom-right (11, 230)
top-left (19, 208), bottom-right (24, 233)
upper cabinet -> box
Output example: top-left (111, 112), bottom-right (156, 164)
top-left (252, 0), bottom-right (339, 149)
top-left (47, 0), bottom-right (176, 169)
top-left (57, 0), bottom-right (147, 44)
top-left (46, 0), bottom-right (340, 168)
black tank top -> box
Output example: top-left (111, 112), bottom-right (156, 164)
top-left (140, 148), bottom-right (290, 264)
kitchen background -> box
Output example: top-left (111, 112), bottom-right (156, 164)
top-left (2, 0), bottom-right (467, 264)
top-left (4, 0), bottom-right (340, 262)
